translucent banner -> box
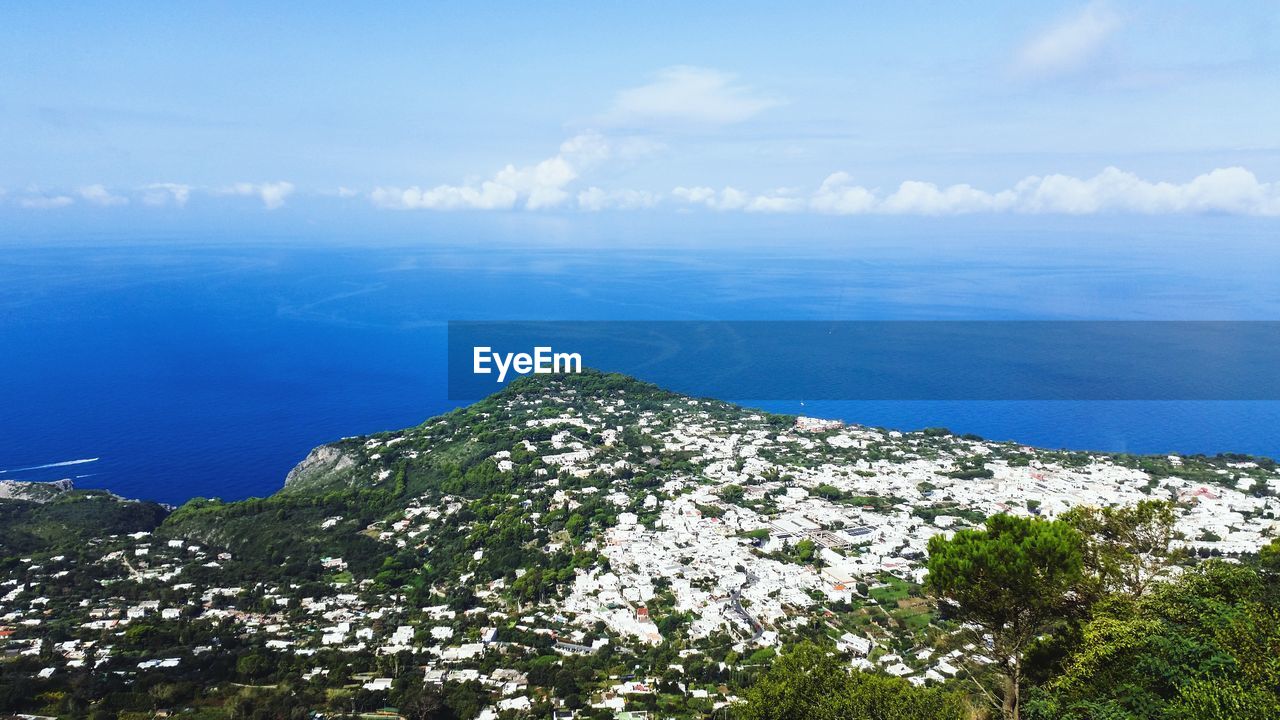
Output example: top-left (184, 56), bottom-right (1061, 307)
top-left (447, 321), bottom-right (1280, 401)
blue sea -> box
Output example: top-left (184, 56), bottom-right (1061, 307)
top-left (4, 219), bottom-right (1280, 505)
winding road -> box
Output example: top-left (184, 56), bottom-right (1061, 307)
top-left (728, 570), bottom-right (764, 642)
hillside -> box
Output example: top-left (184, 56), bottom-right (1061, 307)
top-left (0, 478), bottom-right (75, 503)
top-left (0, 486), bottom-right (169, 556)
top-left (160, 372), bottom-right (749, 577)
top-left (2, 371), bottom-right (1278, 719)
top-left (165, 370), bottom-right (1279, 583)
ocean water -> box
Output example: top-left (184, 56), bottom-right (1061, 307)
top-left (4, 223), bottom-right (1280, 505)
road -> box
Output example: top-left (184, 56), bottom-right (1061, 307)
top-left (728, 570), bottom-right (764, 642)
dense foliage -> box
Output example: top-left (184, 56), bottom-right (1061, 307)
top-left (927, 510), bottom-right (1280, 720)
top-left (0, 491), bottom-right (169, 556)
top-left (1027, 555), bottom-right (1280, 719)
top-left (739, 643), bottom-right (970, 720)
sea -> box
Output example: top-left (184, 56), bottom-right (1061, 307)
top-left (4, 218), bottom-right (1280, 505)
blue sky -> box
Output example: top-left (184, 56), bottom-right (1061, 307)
top-left (2, 1), bottom-right (1279, 221)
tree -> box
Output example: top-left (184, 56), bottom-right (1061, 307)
top-left (738, 642), bottom-right (968, 720)
top-left (795, 539), bottom-right (817, 563)
top-left (1258, 537), bottom-right (1280, 577)
top-left (813, 484), bottom-right (843, 500)
top-left (235, 652), bottom-right (272, 681)
top-left (1027, 560), bottom-right (1280, 720)
top-left (394, 681), bottom-right (453, 720)
top-left (1061, 499), bottom-right (1178, 597)
top-left (565, 513), bottom-right (587, 540)
top-left (721, 484), bottom-right (745, 504)
top-left (926, 514), bottom-right (1084, 720)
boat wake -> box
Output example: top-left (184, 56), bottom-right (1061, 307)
top-left (0, 457), bottom-right (100, 474)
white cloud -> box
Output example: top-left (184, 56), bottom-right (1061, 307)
top-left (674, 185), bottom-right (807, 213)
top-left (810, 173), bottom-right (877, 215)
top-left (671, 167), bottom-right (1280, 216)
top-left (879, 181), bottom-right (1013, 215)
top-left (140, 183), bottom-right (192, 207)
top-left (372, 132), bottom-right (618, 211)
top-left (18, 194), bottom-right (74, 209)
top-left (221, 181), bottom-right (295, 209)
top-left (1011, 166), bottom-right (1279, 215)
top-left (371, 182), bottom-right (517, 211)
top-left (746, 190), bottom-right (805, 214)
top-left (605, 66), bottom-right (779, 126)
top-left (504, 156), bottom-right (578, 210)
top-left (577, 187), bottom-right (659, 211)
top-left (79, 184), bottom-right (129, 207)
top-left (1015, 2), bottom-right (1121, 80)
top-left (673, 186), bottom-right (751, 211)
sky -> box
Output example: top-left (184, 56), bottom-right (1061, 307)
top-left (2, 1), bottom-right (1279, 224)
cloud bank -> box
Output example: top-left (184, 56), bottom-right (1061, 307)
top-left (6, 168), bottom-right (1279, 217)
top-left (5, 182), bottom-right (276, 209)
top-left (673, 167), bottom-right (1280, 216)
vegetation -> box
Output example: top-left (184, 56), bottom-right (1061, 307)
top-left (0, 491), bottom-right (168, 556)
top-left (2, 373), bottom-right (1277, 719)
top-left (1027, 557), bottom-right (1280, 719)
top-left (1059, 499), bottom-right (1179, 598)
top-left (739, 642), bottom-right (970, 720)
top-left (926, 515), bottom-right (1085, 719)
top-left (927, 511), bottom-right (1280, 720)
top-left (747, 538), bottom-right (1280, 717)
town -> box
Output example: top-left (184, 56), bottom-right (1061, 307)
top-left (2, 372), bottom-right (1277, 718)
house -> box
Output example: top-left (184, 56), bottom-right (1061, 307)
top-left (836, 632), bottom-right (871, 656)
top-left (362, 677), bottom-right (393, 691)
top-left (554, 641), bottom-right (594, 655)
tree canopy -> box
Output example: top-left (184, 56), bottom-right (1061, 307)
top-left (1060, 499), bottom-right (1179, 598)
top-left (926, 514), bottom-right (1085, 719)
top-left (1027, 560), bottom-right (1280, 719)
top-left (738, 642), bottom-right (970, 720)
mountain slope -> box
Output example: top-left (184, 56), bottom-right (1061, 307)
top-left (5, 371), bottom-right (1280, 719)
top-left (161, 371), bottom-right (735, 577)
top-left (0, 487), bottom-right (169, 556)
top-left (160, 370), bottom-right (1279, 627)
